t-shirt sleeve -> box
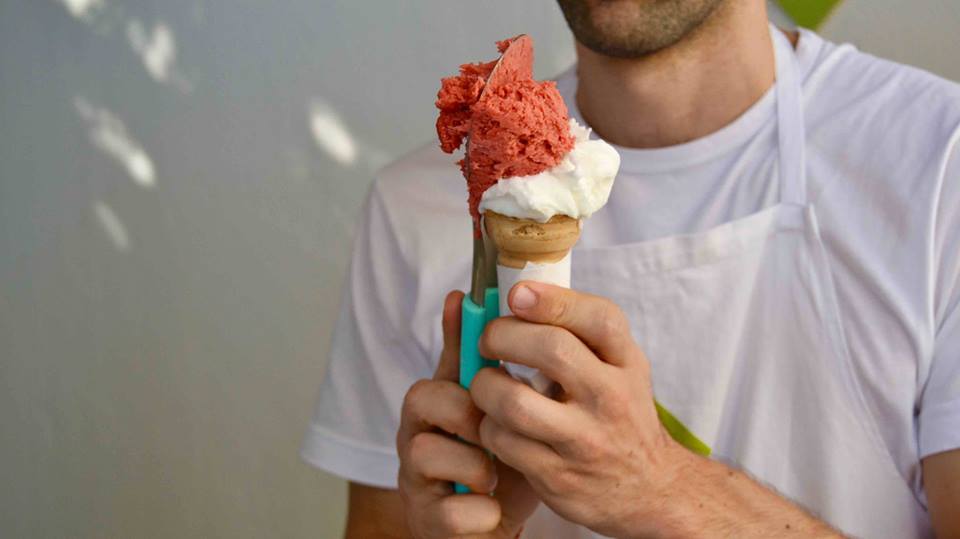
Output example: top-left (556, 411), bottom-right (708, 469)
top-left (300, 183), bottom-right (434, 488)
top-left (919, 130), bottom-right (960, 459)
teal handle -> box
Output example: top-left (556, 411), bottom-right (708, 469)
top-left (455, 288), bottom-right (499, 494)
top-left (459, 289), bottom-right (500, 389)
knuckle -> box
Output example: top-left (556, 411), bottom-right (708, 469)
top-left (479, 318), bottom-right (504, 355)
top-left (550, 293), bottom-right (572, 323)
top-left (450, 397), bottom-right (483, 443)
top-left (543, 465), bottom-right (577, 497)
top-left (455, 395), bottom-right (483, 430)
top-left (558, 466), bottom-right (583, 494)
top-left (575, 431), bottom-right (606, 463)
top-left (501, 384), bottom-right (525, 411)
top-left (595, 383), bottom-right (629, 417)
top-left (500, 388), bottom-right (531, 428)
top-left (403, 379), bottom-right (432, 412)
top-left (471, 365), bottom-right (496, 389)
top-left (540, 327), bottom-right (565, 359)
top-left (436, 497), bottom-right (464, 532)
top-left (478, 415), bottom-right (501, 452)
top-left (596, 303), bottom-right (628, 341)
top-left (406, 432), bottom-right (437, 466)
top-left (468, 451), bottom-right (496, 488)
top-left (469, 370), bottom-right (494, 407)
top-left (541, 328), bottom-right (574, 369)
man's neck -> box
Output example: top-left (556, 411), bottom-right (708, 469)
top-left (575, 1), bottom-right (775, 149)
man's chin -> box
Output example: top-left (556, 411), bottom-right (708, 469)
top-left (557, 0), bottom-right (727, 58)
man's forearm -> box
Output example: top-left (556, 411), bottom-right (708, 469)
top-left (636, 448), bottom-right (842, 539)
top-left (344, 483), bottom-right (412, 539)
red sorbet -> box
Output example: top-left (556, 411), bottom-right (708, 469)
top-left (435, 36), bottom-right (575, 232)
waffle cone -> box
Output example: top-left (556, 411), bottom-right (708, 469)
top-left (483, 211), bottom-right (581, 269)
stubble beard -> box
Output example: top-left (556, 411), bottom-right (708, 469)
top-left (556, 0), bottom-right (729, 58)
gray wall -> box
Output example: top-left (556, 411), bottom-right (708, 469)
top-left (0, 1), bottom-right (956, 538)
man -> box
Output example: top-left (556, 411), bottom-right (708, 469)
top-left (303, 0), bottom-right (960, 537)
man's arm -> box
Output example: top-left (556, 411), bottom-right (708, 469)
top-left (924, 449), bottom-right (960, 538)
top-left (655, 450), bottom-right (839, 538)
top-left (344, 483), bottom-right (408, 539)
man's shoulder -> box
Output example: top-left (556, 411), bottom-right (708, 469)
top-left (803, 30), bottom-right (960, 140)
top-left (373, 142), bottom-right (466, 212)
top-left (801, 29), bottom-right (960, 217)
top-left (366, 142), bottom-right (472, 266)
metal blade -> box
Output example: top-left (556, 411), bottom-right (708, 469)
top-left (466, 36), bottom-right (529, 305)
top-left (469, 235), bottom-right (488, 306)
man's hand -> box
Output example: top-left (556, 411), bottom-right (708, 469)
top-left (396, 291), bottom-right (539, 539)
top-left (472, 282), bottom-right (840, 538)
top-left (471, 282), bottom-right (678, 537)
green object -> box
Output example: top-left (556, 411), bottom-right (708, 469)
top-left (455, 288), bottom-right (500, 494)
top-left (656, 401), bottom-right (711, 457)
top-left (776, 0), bottom-right (844, 30)
top-left (458, 288), bottom-right (500, 390)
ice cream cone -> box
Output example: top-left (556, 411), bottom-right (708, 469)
top-left (483, 210), bottom-right (581, 269)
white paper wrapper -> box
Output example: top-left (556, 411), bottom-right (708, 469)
top-left (497, 252), bottom-right (571, 394)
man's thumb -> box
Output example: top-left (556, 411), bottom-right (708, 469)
top-left (433, 290), bottom-right (463, 382)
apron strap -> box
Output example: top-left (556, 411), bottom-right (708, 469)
top-left (771, 25), bottom-right (807, 206)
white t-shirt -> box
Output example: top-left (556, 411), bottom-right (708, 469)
top-left (302, 28), bottom-right (960, 534)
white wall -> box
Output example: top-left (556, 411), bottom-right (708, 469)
top-left (0, 1), bottom-right (955, 538)
top-left (819, 0), bottom-right (960, 79)
top-left (0, 1), bottom-right (574, 538)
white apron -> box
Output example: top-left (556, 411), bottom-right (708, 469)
top-left (523, 28), bottom-right (931, 539)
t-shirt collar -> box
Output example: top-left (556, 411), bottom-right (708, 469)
top-left (554, 27), bottom-right (822, 175)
